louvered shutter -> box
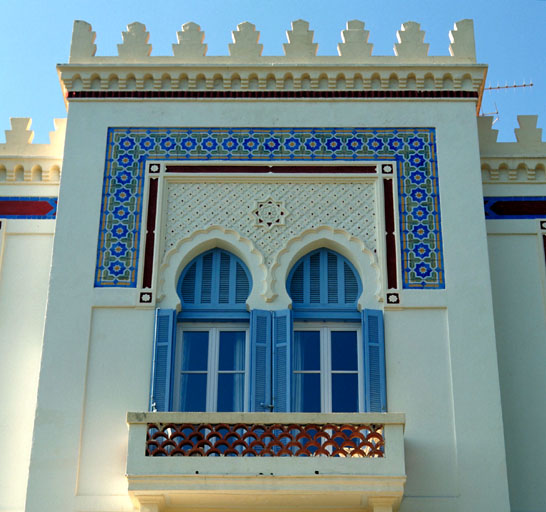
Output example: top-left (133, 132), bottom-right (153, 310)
top-left (150, 309), bottom-right (176, 412)
top-left (179, 249), bottom-right (251, 313)
top-left (250, 310), bottom-right (272, 411)
top-left (235, 262), bottom-right (250, 303)
top-left (272, 309), bottom-right (292, 412)
top-left (344, 261), bottom-right (359, 303)
top-left (289, 263), bottom-right (304, 303)
top-left (309, 252), bottom-right (321, 303)
top-left (362, 309), bottom-right (387, 412)
top-left (218, 251), bottom-right (231, 303)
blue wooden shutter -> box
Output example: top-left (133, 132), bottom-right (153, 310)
top-left (362, 309), bottom-right (387, 412)
top-left (150, 309), bottom-right (176, 412)
top-left (178, 250), bottom-right (252, 315)
top-left (250, 310), bottom-right (272, 411)
top-left (272, 309), bottom-right (292, 412)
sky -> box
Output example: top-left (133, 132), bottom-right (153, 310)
top-left (0, 0), bottom-right (544, 143)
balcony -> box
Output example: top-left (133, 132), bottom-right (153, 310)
top-left (126, 412), bottom-right (406, 512)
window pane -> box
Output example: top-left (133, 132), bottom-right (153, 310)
top-left (332, 373), bottom-right (359, 412)
top-left (292, 373), bottom-right (321, 412)
top-left (331, 331), bottom-right (358, 371)
top-left (180, 373), bottom-right (207, 411)
top-left (218, 331), bottom-right (246, 371)
top-left (217, 373), bottom-right (244, 412)
top-left (181, 331), bottom-right (209, 371)
top-left (293, 331), bottom-right (320, 371)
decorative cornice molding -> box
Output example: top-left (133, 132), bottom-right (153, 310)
top-left (59, 19), bottom-right (486, 101)
top-left (481, 160), bottom-right (546, 184)
top-left (58, 66), bottom-right (486, 98)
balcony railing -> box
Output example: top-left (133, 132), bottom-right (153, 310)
top-left (127, 412), bottom-right (406, 512)
top-left (146, 421), bottom-right (385, 457)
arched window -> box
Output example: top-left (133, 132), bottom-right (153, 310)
top-left (287, 248), bottom-right (362, 320)
top-left (287, 249), bottom-right (386, 413)
top-left (177, 249), bottom-right (251, 320)
top-left (150, 247), bottom-right (385, 414)
top-left (151, 249), bottom-right (252, 412)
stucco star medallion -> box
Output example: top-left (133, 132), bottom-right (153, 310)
top-left (252, 197), bottom-right (288, 229)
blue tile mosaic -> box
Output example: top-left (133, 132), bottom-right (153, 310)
top-left (95, 128), bottom-right (444, 289)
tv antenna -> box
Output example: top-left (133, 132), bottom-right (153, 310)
top-left (484, 80), bottom-right (534, 91)
top-left (480, 80), bottom-right (533, 123)
top-left (480, 102), bottom-right (499, 124)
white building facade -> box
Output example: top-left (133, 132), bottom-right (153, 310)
top-left (0, 18), bottom-right (545, 512)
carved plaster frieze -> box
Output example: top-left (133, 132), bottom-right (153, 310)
top-left (165, 181), bottom-right (376, 266)
top-left (481, 160), bottom-right (546, 183)
top-left (58, 66), bottom-right (484, 95)
top-left (163, 181), bottom-right (378, 304)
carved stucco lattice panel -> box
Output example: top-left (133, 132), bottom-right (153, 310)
top-left (165, 182), bottom-right (377, 268)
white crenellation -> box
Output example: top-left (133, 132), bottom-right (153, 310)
top-left (449, 19), bottom-right (476, 61)
top-left (479, 115), bottom-right (546, 184)
top-left (338, 20), bottom-right (373, 59)
top-left (172, 22), bottom-right (207, 59)
top-left (283, 20), bottom-right (318, 59)
top-left (69, 21), bottom-right (96, 63)
top-left (229, 22), bottom-right (263, 60)
top-left (4, 118), bottom-right (33, 146)
top-left (479, 115), bottom-right (546, 156)
top-left (394, 22), bottom-right (429, 59)
top-left (0, 118), bottom-right (65, 183)
top-left (117, 22), bottom-right (152, 60)
top-left (515, 115), bottom-right (543, 146)
top-left (65, 19), bottom-right (478, 64)
top-left (59, 19), bottom-right (484, 96)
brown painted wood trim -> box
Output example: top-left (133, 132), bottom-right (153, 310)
top-left (142, 178), bottom-right (158, 289)
top-left (383, 178), bottom-right (398, 290)
top-left (67, 90), bottom-right (479, 100)
top-left (165, 165), bottom-right (377, 174)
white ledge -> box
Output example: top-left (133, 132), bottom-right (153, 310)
top-left (127, 411), bottom-right (405, 425)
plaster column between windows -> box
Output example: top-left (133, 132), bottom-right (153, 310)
top-left (368, 496), bottom-right (396, 512)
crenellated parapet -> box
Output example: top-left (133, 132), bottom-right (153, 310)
top-left (479, 116), bottom-right (546, 184)
top-left (0, 118), bottom-right (65, 184)
top-left (58, 19), bottom-right (486, 107)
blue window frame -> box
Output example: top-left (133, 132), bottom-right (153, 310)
top-left (150, 247), bottom-right (386, 413)
top-left (287, 248), bottom-right (362, 321)
top-left (292, 324), bottom-right (363, 413)
top-left (150, 249), bottom-right (252, 411)
top-left (288, 249), bottom-right (387, 413)
top-left (174, 325), bottom-right (249, 412)
top-left (177, 248), bottom-right (252, 321)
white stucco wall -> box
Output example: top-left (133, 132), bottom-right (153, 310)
top-left (0, 219), bottom-right (54, 512)
top-left (24, 98), bottom-right (510, 512)
top-left (487, 221), bottom-right (546, 512)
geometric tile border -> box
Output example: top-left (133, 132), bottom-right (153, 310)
top-left (0, 197), bottom-right (57, 219)
top-left (95, 127), bottom-right (444, 289)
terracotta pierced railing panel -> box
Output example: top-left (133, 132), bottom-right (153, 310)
top-left (146, 422), bottom-right (384, 457)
